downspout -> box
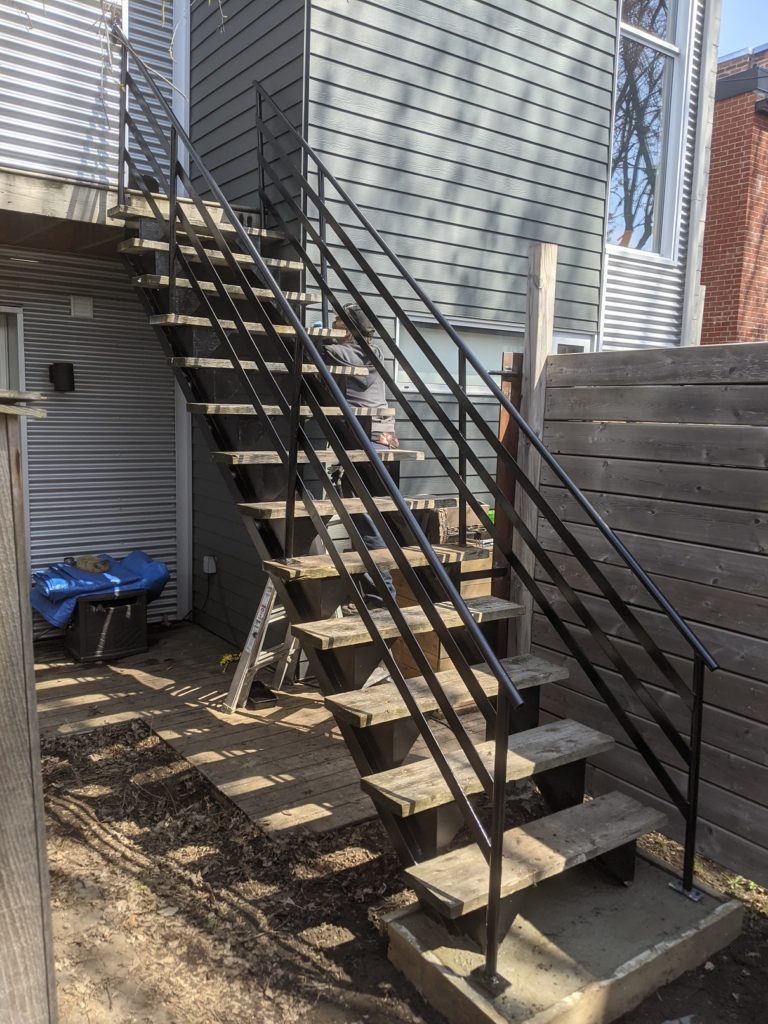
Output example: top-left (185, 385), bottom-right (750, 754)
top-left (680, 0), bottom-right (724, 346)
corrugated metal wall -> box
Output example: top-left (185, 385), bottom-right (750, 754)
top-left (0, 0), bottom-right (119, 183)
top-left (602, 1), bottom-right (705, 349)
top-left (307, 0), bottom-right (616, 330)
top-left (0, 0), bottom-right (174, 186)
top-left (0, 246), bottom-right (178, 620)
top-left (126, 0), bottom-right (176, 181)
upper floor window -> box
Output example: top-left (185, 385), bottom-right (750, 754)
top-left (608, 1), bottom-right (689, 255)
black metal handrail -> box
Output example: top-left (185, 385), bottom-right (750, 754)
top-left (252, 79), bottom-right (717, 673)
top-left (112, 22), bottom-right (716, 983)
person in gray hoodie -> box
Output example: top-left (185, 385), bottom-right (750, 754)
top-left (323, 304), bottom-right (398, 611)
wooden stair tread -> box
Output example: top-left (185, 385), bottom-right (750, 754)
top-left (293, 595), bottom-right (523, 651)
top-left (361, 719), bottom-right (615, 817)
top-left (110, 195), bottom-right (283, 239)
top-left (150, 313), bottom-right (344, 337)
top-left (239, 496), bottom-right (437, 520)
top-left (169, 356), bottom-right (368, 377)
top-left (325, 654), bottom-right (568, 727)
top-left (187, 402), bottom-right (395, 418)
top-left (134, 275), bottom-right (320, 304)
top-left (264, 543), bottom-right (488, 581)
top-left (405, 791), bottom-right (667, 917)
top-left (211, 449), bottom-right (425, 466)
top-left (118, 237), bottom-right (304, 271)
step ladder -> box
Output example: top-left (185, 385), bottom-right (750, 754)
top-left (222, 578), bottom-right (300, 711)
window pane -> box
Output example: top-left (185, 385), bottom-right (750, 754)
top-left (608, 38), bottom-right (672, 252)
top-left (397, 325), bottom-right (523, 394)
top-left (622, 0), bottom-right (675, 41)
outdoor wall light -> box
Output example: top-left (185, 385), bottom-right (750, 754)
top-left (49, 362), bottom-right (76, 392)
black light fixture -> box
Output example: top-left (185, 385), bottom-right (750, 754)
top-left (49, 362), bottom-right (75, 392)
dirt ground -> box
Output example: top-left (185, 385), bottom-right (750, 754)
top-left (42, 723), bottom-right (766, 1024)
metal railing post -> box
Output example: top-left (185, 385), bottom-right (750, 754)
top-left (318, 169), bottom-right (330, 330)
top-left (256, 91), bottom-right (267, 228)
top-left (680, 654), bottom-right (706, 897)
top-left (484, 683), bottom-right (509, 983)
top-left (283, 340), bottom-right (304, 560)
top-left (168, 126), bottom-right (179, 314)
top-left (117, 44), bottom-right (128, 206)
top-left (458, 349), bottom-right (467, 546)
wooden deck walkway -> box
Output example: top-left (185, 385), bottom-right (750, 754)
top-left (35, 623), bottom-right (375, 834)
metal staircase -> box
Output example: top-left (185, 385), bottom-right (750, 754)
top-left (111, 24), bottom-right (718, 989)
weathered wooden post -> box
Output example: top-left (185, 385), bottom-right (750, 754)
top-left (510, 243), bottom-right (557, 656)
top-left (0, 390), bottom-right (58, 1023)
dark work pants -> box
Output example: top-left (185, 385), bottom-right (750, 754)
top-left (348, 442), bottom-right (397, 608)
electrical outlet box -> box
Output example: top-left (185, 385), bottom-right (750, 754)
top-left (203, 555), bottom-right (217, 575)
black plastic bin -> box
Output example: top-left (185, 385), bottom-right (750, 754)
top-left (64, 590), bottom-right (148, 663)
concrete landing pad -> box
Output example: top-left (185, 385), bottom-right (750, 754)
top-left (387, 855), bottom-right (742, 1024)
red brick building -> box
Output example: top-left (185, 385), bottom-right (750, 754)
top-left (700, 46), bottom-right (768, 344)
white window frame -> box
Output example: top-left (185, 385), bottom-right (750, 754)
top-left (607, 1), bottom-right (695, 263)
top-left (394, 316), bottom-right (595, 394)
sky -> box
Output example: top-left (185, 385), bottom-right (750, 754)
top-left (719, 0), bottom-right (768, 56)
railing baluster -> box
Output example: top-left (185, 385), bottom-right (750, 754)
top-left (168, 127), bottom-right (178, 314)
top-left (681, 653), bottom-right (706, 897)
top-left (318, 169), bottom-right (330, 332)
top-left (458, 349), bottom-right (467, 546)
top-left (283, 341), bottom-right (303, 560)
top-left (484, 683), bottom-right (509, 983)
top-left (117, 44), bottom-right (128, 206)
top-left (256, 91), bottom-right (266, 229)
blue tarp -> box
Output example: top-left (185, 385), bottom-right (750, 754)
top-left (31, 550), bottom-right (170, 629)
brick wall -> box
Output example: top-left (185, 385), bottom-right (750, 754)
top-left (701, 48), bottom-right (768, 344)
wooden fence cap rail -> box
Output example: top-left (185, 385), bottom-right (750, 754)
top-left (0, 390), bottom-right (47, 418)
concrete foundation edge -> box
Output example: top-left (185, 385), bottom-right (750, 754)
top-left (387, 880), bottom-right (743, 1024)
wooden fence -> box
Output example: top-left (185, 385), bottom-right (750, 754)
top-left (0, 392), bottom-right (57, 1023)
top-left (531, 342), bottom-right (768, 886)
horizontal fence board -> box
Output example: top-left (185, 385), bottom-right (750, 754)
top-left (546, 384), bottom-right (768, 425)
top-left (536, 658), bottom-right (765, 772)
top-left (540, 696), bottom-right (768, 850)
top-left (547, 341), bottom-right (768, 387)
top-left (535, 550), bottom-right (768, 639)
top-left (540, 455), bottom-right (768, 511)
top-left (540, 485), bottom-right (768, 555)
top-left (536, 519), bottom-right (768, 598)
top-left (586, 765), bottom-right (768, 889)
top-left (532, 616), bottom-right (768, 726)
top-left (538, 342), bottom-right (768, 882)
top-left (536, 581), bottom-right (768, 683)
top-left (543, 421), bottom-right (768, 469)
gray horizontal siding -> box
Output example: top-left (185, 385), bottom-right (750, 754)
top-left (396, 397), bottom-right (497, 506)
top-left (192, 425), bottom-right (264, 645)
top-left (190, 0), bottom-right (306, 210)
top-left (308, 0), bottom-right (617, 328)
